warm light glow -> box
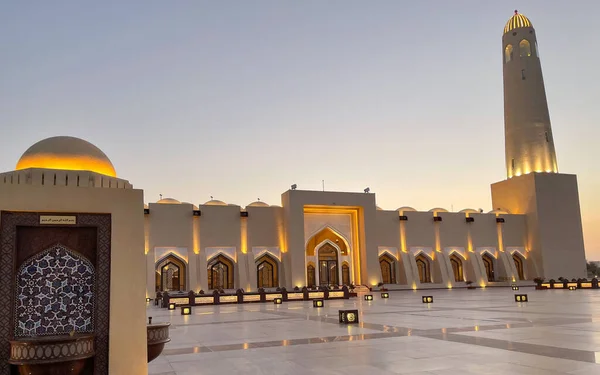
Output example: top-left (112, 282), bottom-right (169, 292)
top-left (240, 216), bottom-right (248, 254)
top-left (504, 12), bottom-right (532, 34)
top-left (447, 282), bottom-right (452, 289)
top-left (192, 216), bottom-right (200, 255)
top-left (303, 205), bottom-right (362, 284)
top-left (412, 282), bottom-right (417, 290)
top-left (16, 154), bottom-right (116, 177)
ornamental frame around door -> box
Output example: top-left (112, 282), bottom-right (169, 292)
top-left (0, 211), bottom-right (112, 375)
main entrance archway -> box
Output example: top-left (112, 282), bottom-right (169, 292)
top-left (155, 254), bottom-right (187, 292)
top-left (318, 243), bottom-right (339, 286)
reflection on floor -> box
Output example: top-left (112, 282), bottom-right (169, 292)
top-left (147, 288), bottom-right (600, 374)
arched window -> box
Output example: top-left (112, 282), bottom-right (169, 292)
top-left (307, 263), bottom-right (316, 288)
top-left (256, 254), bottom-right (278, 288)
top-left (449, 253), bottom-right (464, 282)
top-left (415, 254), bottom-right (431, 283)
top-left (482, 253), bottom-right (495, 282)
top-left (519, 39), bottom-right (531, 57)
top-left (207, 254), bottom-right (234, 290)
top-left (379, 254), bottom-right (397, 284)
top-left (318, 243), bottom-right (338, 286)
top-left (342, 262), bottom-right (350, 286)
top-left (513, 253), bottom-right (525, 280)
top-left (156, 254), bottom-right (187, 292)
top-left (504, 44), bottom-right (513, 63)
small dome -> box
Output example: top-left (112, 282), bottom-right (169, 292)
top-left (16, 136), bottom-right (116, 177)
top-left (181, 202), bottom-right (199, 209)
top-left (459, 209), bottom-right (479, 214)
top-left (428, 208), bottom-right (449, 213)
top-left (396, 206), bottom-right (417, 213)
top-left (204, 199), bottom-right (227, 206)
top-left (247, 201), bottom-right (269, 207)
top-left (376, 206), bottom-right (383, 211)
top-left (157, 198), bottom-right (181, 204)
top-left (489, 209), bottom-right (510, 214)
top-left (144, 204), bottom-right (149, 209)
top-left (504, 10), bottom-right (532, 34)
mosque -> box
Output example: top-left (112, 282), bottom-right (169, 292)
top-left (0, 11), bottom-right (587, 302)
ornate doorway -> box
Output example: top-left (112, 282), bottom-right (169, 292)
top-left (482, 253), bottom-right (495, 282)
top-left (449, 253), bottom-right (464, 282)
top-left (155, 254), bottom-right (186, 292)
top-left (207, 254), bottom-right (234, 290)
top-left (256, 254), bottom-right (278, 288)
top-left (318, 243), bottom-right (338, 286)
top-left (513, 253), bottom-right (525, 280)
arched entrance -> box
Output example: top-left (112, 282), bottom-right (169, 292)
top-left (256, 254), bottom-right (278, 288)
top-left (513, 253), bottom-right (525, 280)
top-left (155, 254), bottom-right (187, 292)
top-left (449, 253), bottom-right (464, 282)
top-left (207, 254), bottom-right (234, 290)
top-left (415, 253), bottom-right (431, 283)
top-left (482, 253), bottom-right (495, 282)
top-left (379, 253), bottom-right (397, 284)
top-left (318, 243), bottom-right (339, 286)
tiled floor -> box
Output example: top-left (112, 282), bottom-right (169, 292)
top-left (147, 288), bottom-right (600, 374)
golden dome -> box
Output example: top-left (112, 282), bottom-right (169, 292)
top-left (504, 10), bottom-right (532, 34)
top-left (16, 136), bottom-right (116, 177)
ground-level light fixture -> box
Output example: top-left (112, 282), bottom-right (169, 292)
top-left (422, 296), bottom-right (433, 303)
top-left (181, 306), bottom-right (192, 315)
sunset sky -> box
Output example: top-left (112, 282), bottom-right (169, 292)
top-left (1, 1), bottom-right (598, 259)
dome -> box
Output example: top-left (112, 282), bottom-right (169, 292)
top-left (489, 209), bottom-right (510, 215)
top-left (157, 198), bottom-right (181, 204)
top-left (504, 10), bottom-right (532, 34)
top-left (204, 199), bottom-right (227, 206)
top-left (181, 202), bottom-right (199, 209)
top-left (396, 206), bottom-right (417, 213)
top-left (428, 207), bottom-right (449, 213)
top-left (459, 209), bottom-right (479, 214)
top-left (247, 201), bottom-right (269, 207)
top-left (16, 136), bottom-right (116, 177)
top-left (376, 206), bottom-right (383, 211)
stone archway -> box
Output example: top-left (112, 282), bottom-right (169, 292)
top-left (155, 254), bottom-right (187, 292)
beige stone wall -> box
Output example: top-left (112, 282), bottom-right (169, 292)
top-left (492, 173), bottom-right (586, 279)
top-left (0, 183), bottom-right (147, 375)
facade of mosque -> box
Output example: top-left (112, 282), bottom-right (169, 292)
top-left (0, 11), bottom-right (587, 307)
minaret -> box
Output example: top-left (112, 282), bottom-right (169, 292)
top-left (502, 10), bottom-right (558, 178)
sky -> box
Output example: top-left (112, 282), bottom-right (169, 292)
top-left (1, 1), bottom-right (599, 259)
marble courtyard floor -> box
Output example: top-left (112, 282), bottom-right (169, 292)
top-left (147, 288), bottom-right (600, 374)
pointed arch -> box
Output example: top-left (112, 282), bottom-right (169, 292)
top-left (256, 253), bottom-right (279, 288)
top-left (519, 39), bottom-right (531, 57)
top-left (505, 44), bottom-right (513, 63)
top-left (379, 253), bottom-right (397, 284)
top-left (482, 252), bottom-right (495, 282)
top-left (156, 253), bottom-right (187, 291)
top-left (449, 253), bottom-right (464, 282)
top-left (512, 252), bottom-right (525, 280)
top-left (207, 254), bottom-right (234, 289)
top-left (415, 253), bottom-right (431, 283)
top-left (305, 226), bottom-right (349, 256)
